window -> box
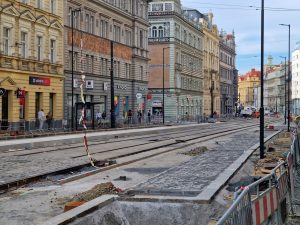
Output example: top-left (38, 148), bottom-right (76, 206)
top-left (152, 26), bottom-right (157, 37)
top-left (85, 14), bottom-right (90, 33)
top-left (152, 3), bottom-right (163, 11)
top-left (3, 27), bottom-right (10, 55)
top-left (86, 55), bottom-right (90, 72)
top-left (37, 36), bottom-right (43, 61)
top-left (165, 3), bottom-right (172, 11)
top-left (91, 55), bottom-right (94, 73)
top-left (90, 16), bottom-right (94, 34)
top-left (158, 26), bottom-right (164, 37)
top-left (37, 0), bottom-right (43, 9)
top-left (68, 7), bottom-right (72, 26)
top-left (125, 30), bottom-right (131, 45)
top-left (50, 0), bottom-right (56, 14)
top-left (50, 39), bottom-right (56, 63)
top-left (113, 25), bottom-right (121, 42)
top-left (100, 20), bottom-right (108, 38)
top-left (140, 30), bottom-right (143, 48)
top-left (21, 0), bottom-right (28, 3)
top-left (140, 66), bottom-right (143, 80)
top-left (20, 32), bottom-right (28, 58)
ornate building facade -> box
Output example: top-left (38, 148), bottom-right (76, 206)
top-left (200, 12), bottom-right (220, 116)
top-left (219, 30), bottom-right (237, 115)
top-left (238, 68), bottom-right (260, 107)
top-left (0, 0), bottom-right (64, 130)
top-left (148, 0), bottom-right (204, 121)
top-left (64, 0), bottom-right (150, 125)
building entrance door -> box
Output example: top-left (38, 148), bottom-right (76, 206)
top-left (1, 91), bottom-right (9, 129)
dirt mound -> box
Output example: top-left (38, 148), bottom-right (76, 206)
top-left (72, 182), bottom-right (123, 202)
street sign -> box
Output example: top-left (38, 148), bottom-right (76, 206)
top-left (136, 93), bottom-right (142, 99)
top-left (0, 88), bottom-right (6, 96)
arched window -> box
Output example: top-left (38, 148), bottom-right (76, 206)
top-left (158, 26), bottom-right (164, 37)
top-left (152, 26), bottom-right (157, 37)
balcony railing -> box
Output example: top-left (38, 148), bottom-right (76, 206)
top-left (0, 54), bottom-right (63, 75)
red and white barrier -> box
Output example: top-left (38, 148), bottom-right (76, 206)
top-left (252, 188), bottom-right (279, 225)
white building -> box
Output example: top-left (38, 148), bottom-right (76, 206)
top-left (292, 42), bottom-right (300, 115)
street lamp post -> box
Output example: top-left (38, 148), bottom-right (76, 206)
top-left (71, 8), bottom-right (81, 131)
top-left (279, 24), bottom-right (291, 132)
top-left (259, 0), bottom-right (265, 159)
top-left (162, 47), bottom-right (170, 124)
top-left (210, 70), bottom-right (214, 118)
top-left (280, 56), bottom-right (287, 125)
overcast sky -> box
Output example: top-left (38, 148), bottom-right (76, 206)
top-left (181, 0), bottom-right (300, 74)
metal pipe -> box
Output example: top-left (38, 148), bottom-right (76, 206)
top-left (110, 41), bottom-right (115, 128)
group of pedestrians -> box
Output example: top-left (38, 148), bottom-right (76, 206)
top-left (37, 109), bottom-right (53, 131)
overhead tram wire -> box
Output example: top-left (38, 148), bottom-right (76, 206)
top-left (183, 2), bottom-right (300, 12)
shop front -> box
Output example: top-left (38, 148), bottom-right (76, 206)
top-left (0, 73), bottom-right (63, 131)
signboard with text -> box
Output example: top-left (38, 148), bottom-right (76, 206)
top-left (29, 76), bottom-right (50, 86)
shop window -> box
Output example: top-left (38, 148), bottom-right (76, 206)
top-left (35, 93), bottom-right (41, 119)
top-left (50, 93), bottom-right (54, 114)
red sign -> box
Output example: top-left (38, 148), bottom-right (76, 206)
top-left (16, 89), bottom-right (25, 98)
top-left (29, 76), bottom-right (50, 86)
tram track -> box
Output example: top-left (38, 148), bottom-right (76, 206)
top-left (3, 121), bottom-right (255, 157)
top-left (0, 122), bottom-right (263, 194)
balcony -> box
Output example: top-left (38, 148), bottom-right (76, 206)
top-left (149, 37), bottom-right (171, 43)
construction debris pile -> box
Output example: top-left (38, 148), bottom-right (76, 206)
top-left (254, 133), bottom-right (291, 177)
top-left (181, 146), bottom-right (208, 156)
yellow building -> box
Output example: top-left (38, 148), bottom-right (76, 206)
top-left (0, 0), bottom-right (64, 131)
top-left (200, 13), bottom-right (220, 116)
top-left (238, 68), bottom-right (260, 106)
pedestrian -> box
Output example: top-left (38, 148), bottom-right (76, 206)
top-left (96, 111), bottom-right (102, 125)
top-left (102, 111), bottom-right (106, 120)
top-left (128, 110), bottom-right (132, 124)
top-left (38, 109), bottom-right (45, 131)
top-left (138, 110), bottom-right (142, 124)
top-left (46, 111), bottom-right (53, 130)
top-left (147, 110), bottom-right (151, 124)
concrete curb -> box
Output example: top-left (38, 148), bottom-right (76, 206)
top-left (40, 195), bottom-right (118, 225)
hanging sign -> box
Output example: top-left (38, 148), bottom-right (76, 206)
top-left (0, 88), bottom-right (6, 96)
top-left (136, 93), bottom-right (142, 99)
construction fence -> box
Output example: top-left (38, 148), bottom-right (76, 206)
top-left (216, 129), bottom-right (299, 225)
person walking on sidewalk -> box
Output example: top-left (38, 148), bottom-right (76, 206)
top-left (46, 111), bottom-right (53, 130)
top-left (38, 109), bottom-right (45, 131)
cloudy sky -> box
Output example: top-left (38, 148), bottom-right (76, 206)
top-left (181, 0), bottom-right (300, 74)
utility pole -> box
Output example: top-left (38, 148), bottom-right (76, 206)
top-left (279, 24), bottom-right (291, 131)
top-left (210, 70), bottom-right (214, 118)
top-left (110, 41), bottom-right (116, 128)
top-left (259, 0), bottom-right (265, 159)
top-left (280, 56), bottom-right (287, 125)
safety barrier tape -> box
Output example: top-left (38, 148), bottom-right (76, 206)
top-left (78, 31), bottom-right (95, 167)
